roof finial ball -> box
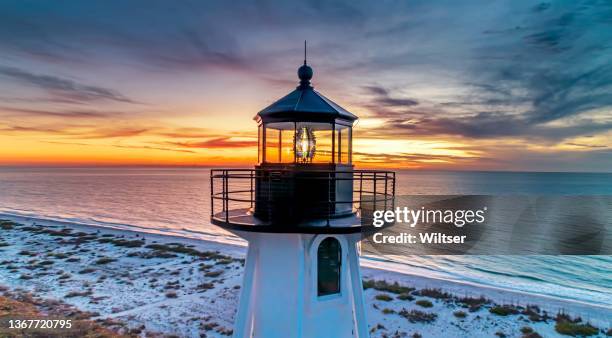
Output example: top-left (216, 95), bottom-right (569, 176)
top-left (298, 40), bottom-right (313, 87)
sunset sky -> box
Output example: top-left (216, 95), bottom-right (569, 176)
top-left (1, 0), bottom-right (611, 171)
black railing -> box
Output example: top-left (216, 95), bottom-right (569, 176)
top-left (210, 168), bottom-right (395, 226)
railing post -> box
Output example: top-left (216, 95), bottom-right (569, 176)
top-left (384, 172), bottom-right (388, 211)
top-left (373, 172), bottom-right (377, 212)
top-left (327, 171), bottom-right (331, 226)
top-left (224, 170), bottom-right (229, 223)
top-left (250, 170), bottom-right (254, 209)
top-left (210, 170), bottom-right (214, 218)
top-left (359, 172), bottom-right (363, 211)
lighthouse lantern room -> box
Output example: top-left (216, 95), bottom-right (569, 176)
top-left (210, 47), bottom-right (395, 338)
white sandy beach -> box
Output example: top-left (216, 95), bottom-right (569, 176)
top-left (0, 214), bottom-right (610, 338)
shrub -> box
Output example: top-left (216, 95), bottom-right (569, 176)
top-left (520, 327), bottom-right (533, 334)
top-left (398, 309), bottom-right (437, 323)
top-left (555, 321), bottom-right (598, 336)
top-left (523, 332), bottom-right (543, 338)
top-left (382, 308), bottom-right (395, 314)
top-left (98, 238), bottom-right (144, 248)
top-left (397, 293), bottom-right (414, 301)
top-left (78, 268), bottom-right (96, 274)
top-left (416, 299), bottom-right (433, 308)
top-left (165, 291), bottom-right (178, 298)
top-left (94, 257), bottom-right (116, 265)
top-left (495, 332), bottom-right (506, 338)
top-left (375, 294), bottom-right (393, 302)
top-left (215, 258), bottom-right (233, 265)
top-left (489, 305), bottom-right (520, 316)
top-left (413, 288), bottom-right (452, 299)
top-left (197, 283), bottom-right (215, 290)
top-left (204, 270), bottom-right (223, 278)
top-left (362, 279), bottom-right (414, 294)
top-left (453, 310), bottom-right (467, 318)
top-left (65, 290), bottom-right (93, 298)
top-left (0, 221), bottom-right (16, 230)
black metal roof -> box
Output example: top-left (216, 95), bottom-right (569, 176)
top-left (255, 64), bottom-right (358, 123)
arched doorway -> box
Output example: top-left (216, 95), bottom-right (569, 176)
top-left (317, 237), bottom-right (341, 296)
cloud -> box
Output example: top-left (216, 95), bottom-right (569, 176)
top-left (0, 106), bottom-right (117, 119)
top-left (0, 66), bottom-right (136, 103)
top-left (40, 141), bottom-right (196, 153)
top-left (363, 85), bottom-right (418, 107)
top-left (168, 137), bottom-right (257, 149)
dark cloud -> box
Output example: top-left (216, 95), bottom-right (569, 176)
top-left (0, 106), bottom-right (117, 119)
top-left (363, 85), bottom-right (419, 107)
top-left (0, 66), bottom-right (136, 103)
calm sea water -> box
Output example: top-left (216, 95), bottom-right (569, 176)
top-left (0, 167), bottom-right (610, 307)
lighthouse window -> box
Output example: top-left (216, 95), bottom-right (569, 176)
top-left (317, 237), bottom-right (341, 296)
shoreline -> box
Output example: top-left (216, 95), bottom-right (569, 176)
top-left (1, 214), bottom-right (610, 337)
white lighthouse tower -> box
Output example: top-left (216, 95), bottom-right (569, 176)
top-left (210, 50), bottom-right (395, 338)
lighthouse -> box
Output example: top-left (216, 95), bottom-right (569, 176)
top-left (210, 49), bottom-right (395, 338)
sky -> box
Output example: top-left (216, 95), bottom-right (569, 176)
top-left (1, 0), bottom-right (611, 172)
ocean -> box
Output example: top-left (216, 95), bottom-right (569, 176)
top-left (0, 167), bottom-right (610, 308)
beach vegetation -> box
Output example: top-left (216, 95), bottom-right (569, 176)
top-left (197, 282), bottom-right (215, 291)
top-left (522, 304), bottom-right (546, 322)
top-left (453, 310), bottom-right (467, 318)
top-left (369, 323), bottom-right (385, 333)
top-left (215, 257), bottom-right (233, 265)
top-left (489, 305), bottom-right (520, 316)
top-left (0, 221), bottom-right (15, 230)
top-left (94, 257), bottom-right (116, 265)
top-left (375, 294), bottom-right (393, 302)
top-left (397, 293), bottom-right (414, 301)
top-left (382, 308), bottom-right (395, 314)
top-left (204, 270), bottom-right (223, 278)
top-left (555, 321), bottom-right (598, 336)
top-left (65, 290), bottom-right (93, 298)
top-left (216, 327), bottom-right (233, 335)
top-left (202, 322), bottom-right (218, 330)
top-left (413, 288), bottom-right (452, 300)
top-left (146, 243), bottom-right (232, 261)
top-left (554, 312), bottom-right (599, 336)
top-left (98, 238), bottom-right (144, 248)
top-left (78, 268), bottom-right (96, 274)
top-left (362, 279), bottom-right (414, 294)
top-left (0, 295), bottom-right (127, 337)
top-left (398, 309), bottom-right (437, 323)
top-left (416, 299), bottom-right (433, 308)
